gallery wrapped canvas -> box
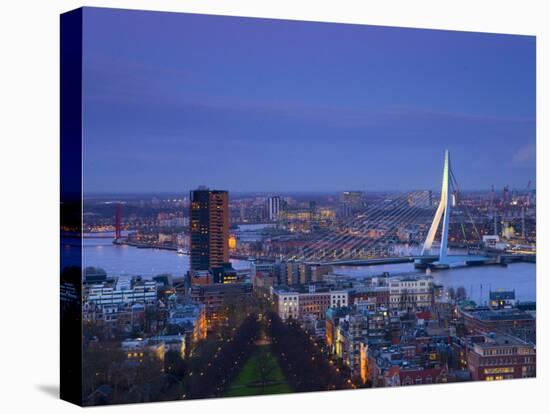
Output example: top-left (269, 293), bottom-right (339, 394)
top-left (60, 7), bottom-right (536, 406)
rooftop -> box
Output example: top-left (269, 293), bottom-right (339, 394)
top-left (477, 332), bottom-right (533, 348)
top-left (467, 308), bottom-right (534, 322)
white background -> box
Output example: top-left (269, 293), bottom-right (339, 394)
top-left (0, 0), bottom-right (547, 412)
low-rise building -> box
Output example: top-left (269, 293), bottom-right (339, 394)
top-left (190, 283), bottom-right (253, 329)
top-left (467, 332), bottom-right (536, 381)
top-left (369, 343), bottom-right (448, 387)
top-left (387, 366), bottom-right (448, 387)
top-left (461, 308), bottom-right (536, 342)
top-left (489, 290), bottom-right (517, 309)
top-left (276, 291), bottom-right (300, 320)
top-left (389, 276), bottom-right (434, 311)
top-left (167, 303), bottom-right (207, 343)
top-left (85, 277), bottom-right (157, 307)
top-left (336, 313), bottom-right (368, 374)
top-left (325, 307), bottom-right (352, 352)
top-left (149, 334), bottom-right (186, 359)
top-left (350, 286), bottom-right (390, 308)
top-left (121, 337), bottom-right (167, 364)
top-left (272, 285), bottom-right (348, 321)
top-left (83, 276), bottom-right (162, 337)
top-left (298, 262), bottom-right (333, 284)
top-left (252, 271), bottom-right (276, 292)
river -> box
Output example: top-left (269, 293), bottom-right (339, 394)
top-left (73, 235), bottom-right (536, 303)
top-left (79, 236), bottom-right (250, 278)
top-left (333, 262), bottom-right (536, 302)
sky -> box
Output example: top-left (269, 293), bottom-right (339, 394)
top-left (82, 7), bottom-right (536, 194)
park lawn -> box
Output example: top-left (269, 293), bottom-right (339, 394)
top-left (225, 345), bottom-right (292, 397)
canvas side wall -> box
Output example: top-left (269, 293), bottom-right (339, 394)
top-left (60, 7), bottom-right (83, 407)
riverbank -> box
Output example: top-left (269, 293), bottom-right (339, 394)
top-left (81, 237), bottom-right (536, 302)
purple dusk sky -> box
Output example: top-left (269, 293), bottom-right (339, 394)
top-left (81, 7), bottom-right (536, 193)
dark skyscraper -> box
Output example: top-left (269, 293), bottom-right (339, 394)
top-left (190, 187), bottom-right (229, 271)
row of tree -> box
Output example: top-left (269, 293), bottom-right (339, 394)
top-left (266, 312), bottom-right (351, 393)
top-left (448, 286), bottom-right (468, 301)
top-left (184, 314), bottom-right (260, 399)
top-left (83, 312), bottom-right (261, 404)
top-left (82, 342), bottom-right (183, 405)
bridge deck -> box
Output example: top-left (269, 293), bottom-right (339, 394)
top-left (323, 256), bottom-right (438, 266)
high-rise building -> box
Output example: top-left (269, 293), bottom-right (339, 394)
top-left (267, 195), bottom-right (281, 221)
top-left (407, 190), bottom-right (433, 208)
top-left (190, 187), bottom-right (229, 271)
top-left (340, 191), bottom-right (364, 211)
top-left (503, 185), bottom-right (510, 207)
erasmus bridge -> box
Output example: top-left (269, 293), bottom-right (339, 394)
top-left (289, 150), bottom-right (490, 270)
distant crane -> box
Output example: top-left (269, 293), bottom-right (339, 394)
top-left (521, 206), bottom-right (526, 240)
top-left (490, 184), bottom-right (498, 236)
top-left (522, 180), bottom-right (532, 240)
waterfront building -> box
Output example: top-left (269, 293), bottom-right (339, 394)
top-left (482, 235), bottom-right (508, 250)
top-left (158, 213), bottom-right (189, 228)
top-left (489, 290), bottom-right (517, 309)
top-left (467, 332), bottom-right (536, 381)
top-left (82, 275), bottom-right (161, 337)
top-left (85, 278), bottom-right (157, 307)
top-left (190, 187), bottom-right (229, 271)
top-left (158, 232), bottom-right (175, 244)
top-left (388, 276), bottom-right (434, 311)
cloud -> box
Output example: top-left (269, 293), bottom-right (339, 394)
top-left (513, 143), bottom-right (536, 164)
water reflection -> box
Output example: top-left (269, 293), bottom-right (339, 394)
top-left (81, 237), bottom-right (250, 278)
top-left (77, 236), bottom-right (535, 303)
top-left (334, 262), bottom-right (535, 302)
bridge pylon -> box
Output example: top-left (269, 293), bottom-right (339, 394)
top-left (420, 150), bottom-right (452, 264)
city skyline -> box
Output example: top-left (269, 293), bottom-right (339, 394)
top-left (82, 8), bottom-right (535, 194)
top-left (61, 8), bottom-right (537, 406)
